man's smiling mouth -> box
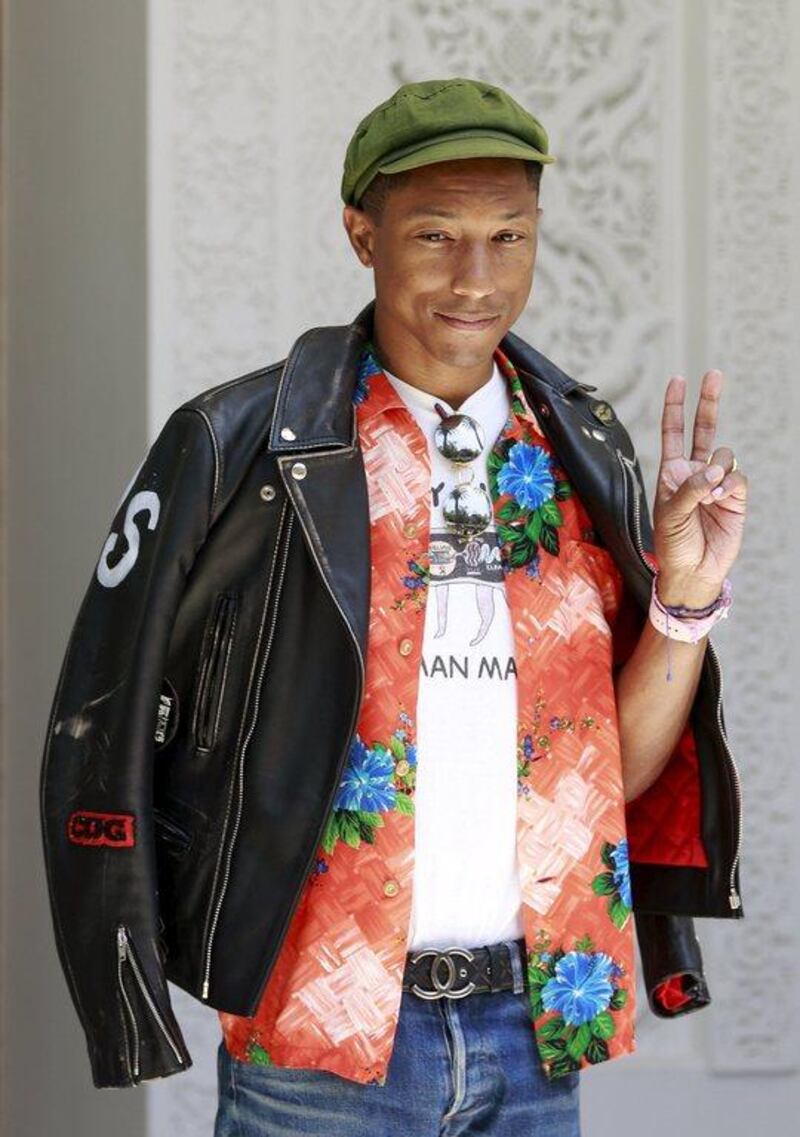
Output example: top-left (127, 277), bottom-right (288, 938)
top-left (435, 313), bottom-right (500, 330)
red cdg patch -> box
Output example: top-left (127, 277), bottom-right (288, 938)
top-left (67, 810), bottom-right (136, 848)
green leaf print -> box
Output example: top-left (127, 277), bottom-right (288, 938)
top-left (509, 536), bottom-right (537, 567)
top-left (340, 814), bottom-right (362, 848)
top-left (321, 814), bottom-right (338, 855)
top-left (247, 1042), bottom-right (273, 1066)
top-left (539, 524), bottom-right (560, 557)
top-left (586, 1037), bottom-right (610, 1064)
top-left (540, 499), bottom-right (563, 527)
top-left (538, 1039), bottom-right (567, 1062)
top-left (497, 522), bottom-right (521, 544)
top-left (394, 792), bottom-right (414, 816)
top-left (537, 1018), bottom-right (564, 1041)
top-left (497, 498), bottom-right (523, 522)
top-left (610, 988), bottom-right (629, 1010)
top-left (388, 735), bottom-right (406, 762)
top-left (591, 871), bottom-right (617, 896)
top-left (524, 511), bottom-right (543, 544)
top-left (554, 480), bottom-right (572, 501)
top-left (608, 896), bottom-right (631, 929)
top-left (566, 1023), bottom-right (593, 1061)
top-left (590, 1011), bottom-right (616, 1040)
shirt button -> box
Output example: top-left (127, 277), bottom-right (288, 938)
top-left (383, 879), bottom-right (399, 897)
top-left (403, 522), bottom-right (418, 538)
top-left (397, 637), bottom-right (413, 656)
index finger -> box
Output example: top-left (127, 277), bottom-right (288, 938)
top-left (661, 374), bottom-right (687, 462)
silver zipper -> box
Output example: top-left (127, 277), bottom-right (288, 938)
top-left (615, 448), bottom-right (742, 910)
top-left (117, 924), bottom-right (184, 1074)
top-left (201, 499), bottom-right (294, 1000)
top-left (116, 926), bottom-right (138, 1080)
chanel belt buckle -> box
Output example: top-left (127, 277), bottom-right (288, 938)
top-left (409, 946), bottom-right (476, 1000)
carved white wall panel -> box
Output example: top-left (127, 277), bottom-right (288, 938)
top-left (703, 0), bottom-right (799, 1073)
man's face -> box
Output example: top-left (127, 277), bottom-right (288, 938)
top-left (343, 157), bottom-right (542, 372)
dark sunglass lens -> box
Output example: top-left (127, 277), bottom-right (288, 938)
top-left (434, 413), bottom-right (485, 463)
top-left (442, 483), bottom-right (494, 540)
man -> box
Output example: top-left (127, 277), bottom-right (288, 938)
top-left (39, 78), bottom-right (746, 1135)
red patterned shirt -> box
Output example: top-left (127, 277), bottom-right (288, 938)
top-left (219, 341), bottom-right (640, 1083)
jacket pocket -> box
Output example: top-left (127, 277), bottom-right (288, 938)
top-left (192, 592), bottom-right (238, 751)
top-left (153, 805), bottom-right (192, 853)
top-left (115, 923), bottom-right (185, 1083)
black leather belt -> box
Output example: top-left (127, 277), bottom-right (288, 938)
top-left (402, 937), bottom-right (528, 1000)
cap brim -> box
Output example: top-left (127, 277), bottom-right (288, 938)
top-left (377, 135), bottom-right (557, 178)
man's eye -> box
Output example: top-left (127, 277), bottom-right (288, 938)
top-left (497, 233), bottom-right (525, 243)
top-left (418, 233), bottom-right (448, 242)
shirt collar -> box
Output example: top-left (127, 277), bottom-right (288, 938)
top-left (353, 340), bottom-right (544, 438)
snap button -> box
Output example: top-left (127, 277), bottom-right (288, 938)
top-left (589, 400), bottom-right (615, 425)
top-left (403, 522), bottom-right (418, 538)
top-left (259, 484), bottom-right (276, 501)
top-left (397, 637), bottom-right (413, 656)
top-left (383, 879), bottom-right (399, 897)
top-left (538, 402), bottom-right (551, 417)
top-left (291, 462), bottom-right (307, 480)
top-left (281, 426), bottom-right (297, 441)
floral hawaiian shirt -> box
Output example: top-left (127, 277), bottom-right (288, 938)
top-left (218, 340), bottom-right (638, 1084)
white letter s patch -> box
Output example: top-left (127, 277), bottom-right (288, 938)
top-left (96, 490), bottom-right (161, 589)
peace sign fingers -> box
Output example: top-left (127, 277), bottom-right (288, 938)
top-left (689, 369), bottom-right (723, 464)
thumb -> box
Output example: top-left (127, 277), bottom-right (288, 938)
top-left (669, 463), bottom-right (726, 520)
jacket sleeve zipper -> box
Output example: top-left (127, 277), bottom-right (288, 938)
top-left (615, 447), bottom-right (742, 910)
top-left (201, 499), bottom-right (294, 1000)
top-left (116, 926), bottom-right (139, 1081)
top-left (116, 924), bottom-right (185, 1074)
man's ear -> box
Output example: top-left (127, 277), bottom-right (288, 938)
top-left (342, 205), bottom-right (374, 267)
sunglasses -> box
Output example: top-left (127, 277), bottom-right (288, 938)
top-left (432, 401), bottom-right (494, 542)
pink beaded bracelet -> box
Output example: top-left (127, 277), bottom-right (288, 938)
top-left (649, 573), bottom-right (733, 680)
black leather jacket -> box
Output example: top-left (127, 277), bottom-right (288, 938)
top-left (39, 299), bottom-right (744, 1088)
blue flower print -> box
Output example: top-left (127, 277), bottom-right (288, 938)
top-left (496, 441), bottom-right (555, 512)
top-left (610, 838), bottom-right (632, 909)
top-left (334, 737), bottom-right (396, 813)
top-left (541, 950), bottom-right (616, 1026)
top-left (405, 743), bottom-right (417, 768)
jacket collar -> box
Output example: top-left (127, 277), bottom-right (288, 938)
top-left (269, 299), bottom-right (588, 453)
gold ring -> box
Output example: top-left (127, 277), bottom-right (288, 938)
top-left (705, 453), bottom-right (738, 472)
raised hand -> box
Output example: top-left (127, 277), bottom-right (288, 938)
top-left (652, 369), bottom-right (748, 606)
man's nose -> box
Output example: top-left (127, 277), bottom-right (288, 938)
top-left (450, 241), bottom-right (496, 299)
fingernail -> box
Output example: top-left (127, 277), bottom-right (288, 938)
top-left (712, 485), bottom-right (725, 496)
top-left (705, 465), bottom-right (724, 481)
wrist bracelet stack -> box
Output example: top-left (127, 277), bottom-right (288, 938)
top-left (648, 572), bottom-right (733, 681)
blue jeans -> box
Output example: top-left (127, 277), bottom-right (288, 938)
top-left (214, 986), bottom-right (581, 1136)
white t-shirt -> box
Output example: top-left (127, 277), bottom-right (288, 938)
top-left (382, 359), bottom-right (525, 951)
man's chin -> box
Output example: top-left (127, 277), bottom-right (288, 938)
top-left (428, 321), bottom-right (505, 363)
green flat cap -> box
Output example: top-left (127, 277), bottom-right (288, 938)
top-left (341, 77), bottom-right (556, 208)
